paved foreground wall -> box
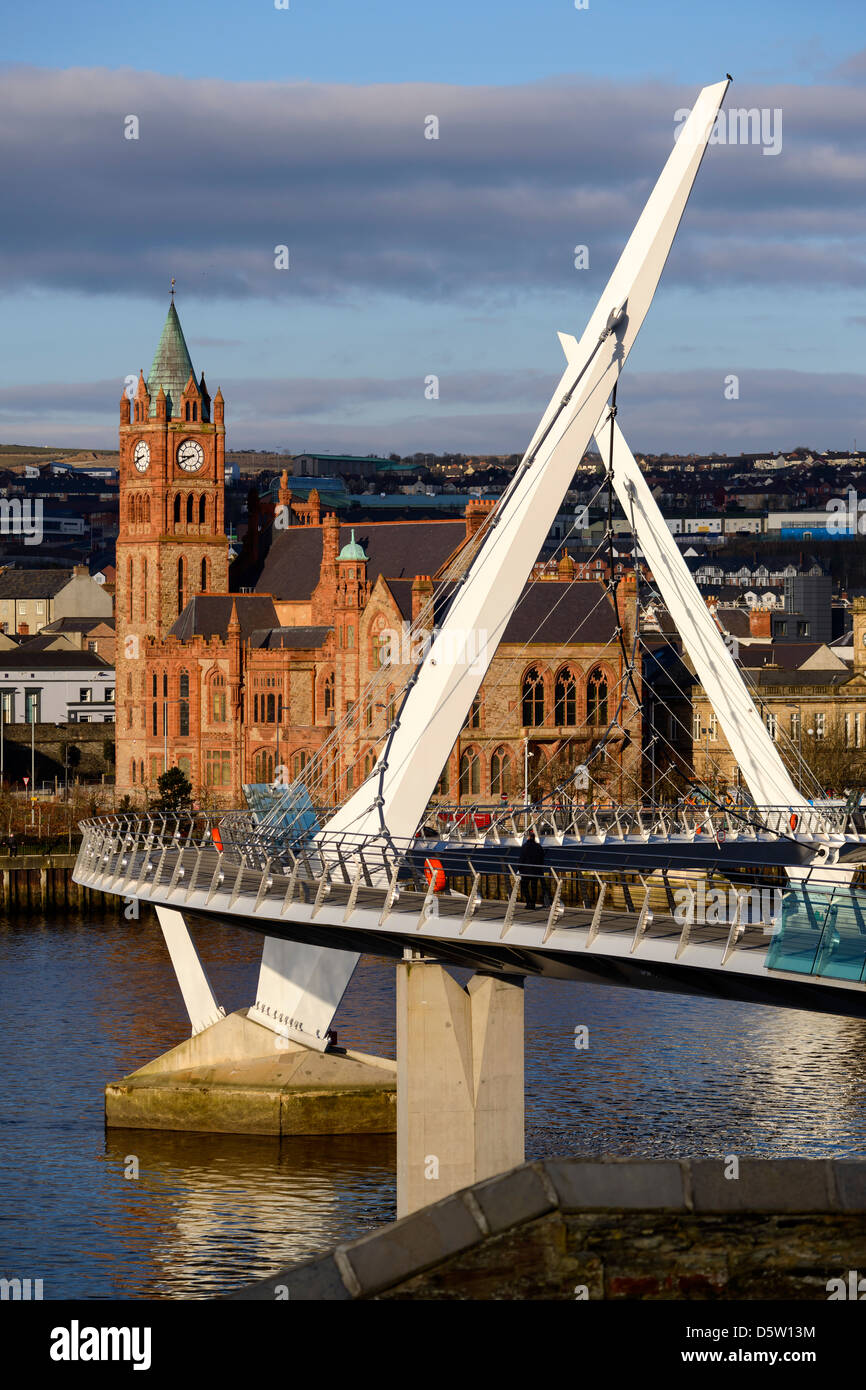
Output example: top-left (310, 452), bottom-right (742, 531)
top-left (232, 1157), bottom-right (866, 1300)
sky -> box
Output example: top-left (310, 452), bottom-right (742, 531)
top-left (1, 0), bottom-right (864, 456)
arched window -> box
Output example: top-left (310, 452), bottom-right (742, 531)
top-left (173, 494), bottom-right (181, 524)
top-left (127, 558), bottom-right (134, 621)
top-left (490, 746), bottom-right (513, 797)
top-left (554, 667), bottom-right (577, 726)
top-left (142, 557), bottom-right (148, 620)
top-left (292, 751), bottom-right (309, 778)
top-left (179, 670), bottom-right (190, 738)
top-left (201, 557), bottom-right (208, 591)
top-left (177, 557), bottom-right (185, 615)
top-left (131, 759), bottom-right (136, 784)
top-left (184, 402), bottom-right (190, 421)
top-left (587, 668), bottom-right (609, 726)
top-left (186, 494), bottom-right (193, 524)
top-left (128, 496), bottom-right (135, 525)
top-left (199, 494), bottom-right (207, 525)
top-left (211, 673), bottom-right (227, 722)
top-left (192, 402), bottom-right (197, 422)
top-left (254, 749), bottom-right (274, 784)
top-left (521, 666), bottom-right (545, 727)
top-left (144, 495), bottom-right (151, 524)
top-left (435, 763), bottom-right (450, 797)
top-left (266, 693), bottom-right (276, 723)
top-left (323, 673), bottom-right (335, 721)
top-left (459, 748), bottom-right (480, 798)
top-left (139, 760), bottom-right (144, 784)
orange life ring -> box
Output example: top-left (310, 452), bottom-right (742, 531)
top-left (212, 825), bottom-right (224, 852)
top-left (424, 857), bottom-right (446, 892)
top-left (789, 813), bottom-right (798, 833)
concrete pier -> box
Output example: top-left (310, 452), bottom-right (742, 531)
top-left (106, 1008), bottom-right (397, 1136)
top-left (397, 962), bottom-right (524, 1217)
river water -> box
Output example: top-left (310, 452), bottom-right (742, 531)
top-left (2, 908), bottom-right (865, 1299)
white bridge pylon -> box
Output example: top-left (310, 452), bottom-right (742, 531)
top-left (593, 409), bottom-right (809, 816)
top-left (251, 81), bottom-right (752, 1044)
top-left (320, 79), bottom-right (731, 853)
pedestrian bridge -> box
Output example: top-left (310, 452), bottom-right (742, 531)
top-left (75, 814), bottom-right (866, 1020)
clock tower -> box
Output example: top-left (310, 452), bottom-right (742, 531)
top-left (116, 295), bottom-right (229, 797)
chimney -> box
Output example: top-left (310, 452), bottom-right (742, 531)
top-left (464, 498), bottom-right (495, 539)
top-left (412, 574), bottom-right (434, 623)
top-left (749, 608), bottom-right (771, 638)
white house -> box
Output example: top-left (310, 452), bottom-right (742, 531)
top-left (0, 649), bottom-right (114, 724)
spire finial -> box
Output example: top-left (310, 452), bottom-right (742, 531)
top-left (170, 277), bottom-right (176, 301)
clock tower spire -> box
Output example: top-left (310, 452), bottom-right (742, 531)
top-left (116, 296), bottom-right (229, 799)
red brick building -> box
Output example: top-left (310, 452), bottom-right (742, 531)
top-left (115, 301), bottom-right (641, 808)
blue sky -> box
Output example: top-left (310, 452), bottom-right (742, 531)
top-left (1, 1), bottom-right (864, 455)
top-left (4, 0), bottom-right (859, 86)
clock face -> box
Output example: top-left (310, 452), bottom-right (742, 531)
top-left (177, 439), bottom-right (205, 473)
top-left (133, 441), bottom-right (150, 473)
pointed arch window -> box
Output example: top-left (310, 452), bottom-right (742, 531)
top-left (179, 669), bottom-right (190, 738)
top-left (173, 494), bottom-right (181, 524)
top-left (323, 673), bottom-right (335, 722)
top-left (199, 495), bottom-right (207, 525)
top-left (254, 749), bottom-right (275, 784)
top-left (211, 672), bottom-right (227, 723)
top-left (554, 667), bottom-right (577, 727)
top-left (459, 749), bottom-right (480, 798)
top-left (177, 557), bottom-right (185, 616)
top-left (521, 666), bottom-right (545, 727)
top-left (201, 557), bottom-right (208, 592)
top-left (490, 746), bottom-right (513, 797)
top-left (587, 668), bottom-right (609, 726)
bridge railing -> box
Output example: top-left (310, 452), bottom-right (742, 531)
top-left (74, 816), bottom-right (866, 986)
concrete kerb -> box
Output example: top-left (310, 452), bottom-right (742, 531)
top-left (229, 1156), bottom-right (866, 1301)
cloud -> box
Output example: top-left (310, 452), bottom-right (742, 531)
top-left (0, 66), bottom-right (865, 303)
top-left (2, 366), bottom-right (863, 458)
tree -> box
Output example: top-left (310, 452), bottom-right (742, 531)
top-left (153, 766), bottom-right (192, 814)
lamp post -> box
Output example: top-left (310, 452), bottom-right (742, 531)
top-left (523, 737), bottom-right (534, 808)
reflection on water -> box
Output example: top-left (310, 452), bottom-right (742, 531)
top-left (1, 908), bottom-right (865, 1299)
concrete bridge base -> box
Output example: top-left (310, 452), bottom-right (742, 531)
top-left (397, 961), bottom-right (524, 1218)
top-left (105, 1008), bottom-right (397, 1136)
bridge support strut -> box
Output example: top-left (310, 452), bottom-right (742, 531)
top-left (397, 960), bottom-right (524, 1218)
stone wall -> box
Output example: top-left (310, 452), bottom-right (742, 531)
top-left (232, 1157), bottom-right (866, 1301)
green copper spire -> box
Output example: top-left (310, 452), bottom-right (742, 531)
top-left (147, 299), bottom-right (195, 419)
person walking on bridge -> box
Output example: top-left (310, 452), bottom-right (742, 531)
top-left (519, 829), bottom-right (546, 909)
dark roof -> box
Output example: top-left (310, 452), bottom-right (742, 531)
top-left (752, 668), bottom-right (852, 690)
top-left (169, 594), bottom-right (279, 642)
top-left (247, 626), bottom-right (332, 649)
top-left (0, 569), bottom-right (72, 598)
top-left (501, 581), bottom-right (617, 645)
top-left (0, 649), bottom-right (111, 672)
top-left (256, 521), bottom-right (466, 601)
top-left (383, 578), bottom-right (415, 619)
top-left (739, 640), bottom-right (831, 671)
top-left (714, 608), bottom-right (751, 638)
top-left (41, 616), bottom-right (115, 634)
